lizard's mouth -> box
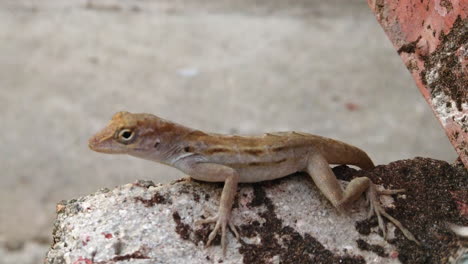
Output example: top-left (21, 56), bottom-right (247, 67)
top-left (88, 136), bottom-right (111, 153)
top-left (88, 139), bottom-right (126, 154)
top-left (88, 133), bottom-right (143, 154)
top-left (88, 130), bottom-right (118, 154)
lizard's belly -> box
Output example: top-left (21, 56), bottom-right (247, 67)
top-left (234, 157), bottom-right (307, 183)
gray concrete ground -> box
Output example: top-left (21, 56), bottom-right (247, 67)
top-left (0, 0), bottom-right (457, 262)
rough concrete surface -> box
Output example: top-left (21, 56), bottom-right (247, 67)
top-left (45, 159), bottom-right (467, 264)
top-left (45, 178), bottom-right (397, 264)
top-left (0, 0), bottom-right (459, 263)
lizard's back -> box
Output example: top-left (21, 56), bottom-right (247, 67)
top-left (183, 131), bottom-right (374, 182)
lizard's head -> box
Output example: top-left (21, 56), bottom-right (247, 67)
top-left (88, 111), bottom-right (172, 157)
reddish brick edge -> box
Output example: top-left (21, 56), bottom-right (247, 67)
top-left (367, 0), bottom-right (468, 168)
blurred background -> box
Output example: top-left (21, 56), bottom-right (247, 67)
top-left (0, 0), bottom-right (458, 263)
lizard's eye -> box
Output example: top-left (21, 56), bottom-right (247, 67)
top-left (116, 128), bottom-right (135, 144)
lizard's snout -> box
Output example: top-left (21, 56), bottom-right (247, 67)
top-left (88, 125), bottom-right (116, 153)
top-left (88, 135), bottom-right (115, 153)
top-left (88, 136), bottom-right (99, 151)
top-left (88, 134), bottom-right (105, 152)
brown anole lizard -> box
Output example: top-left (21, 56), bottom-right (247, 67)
top-left (89, 111), bottom-right (419, 255)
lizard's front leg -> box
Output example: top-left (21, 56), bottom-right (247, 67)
top-left (183, 162), bottom-right (240, 255)
top-left (305, 153), bottom-right (419, 244)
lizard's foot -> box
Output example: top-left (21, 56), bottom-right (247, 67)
top-left (366, 184), bottom-right (420, 245)
top-left (195, 213), bottom-right (240, 255)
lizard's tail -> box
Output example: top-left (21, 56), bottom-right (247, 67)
top-left (314, 137), bottom-right (375, 170)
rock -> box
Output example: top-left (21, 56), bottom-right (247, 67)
top-left (45, 158), bottom-right (467, 264)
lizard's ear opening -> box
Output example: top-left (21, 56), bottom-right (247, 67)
top-left (116, 128), bottom-right (136, 144)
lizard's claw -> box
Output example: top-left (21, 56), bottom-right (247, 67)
top-left (366, 184), bottom-right (420, 245)
top-left (196, 213), bottom-right (240, 255)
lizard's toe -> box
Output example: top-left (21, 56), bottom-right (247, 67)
top-left (229, 222), bottom-right (240, 240)
top-left (206, 219), bottom-right (221, 247)
top-left (377, 188), bottom-right (405, 195)
top-left (198, 214), bottom-right (238, 256)
top-left (367, 184), bottom-right (419, 245)
top-left (195, 216), bottom-right (218, 226)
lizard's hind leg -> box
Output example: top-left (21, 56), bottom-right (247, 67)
top-left (305, 153), bottom-right (419, 244)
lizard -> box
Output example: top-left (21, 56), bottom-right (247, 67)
top-left (89, 111), bottom-right (419, 255)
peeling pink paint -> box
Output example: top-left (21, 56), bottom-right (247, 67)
top-left (81, 235), bottom-right (91, 246)
top-left (368, 0), bottom-right (468, 168)
top-left (72, 257), bottom-right (92, 264)
top-left (102, 232), bottom-right (113, 239)
top-left (390, 251), bottom-right (399, 259)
